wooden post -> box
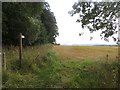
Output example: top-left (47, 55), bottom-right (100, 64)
top-left (2, 52), bottom-right (6, 71)
top-left (106, 54), bottom-right (108, 61)
top-left (19, 33), bottom-right (22, 68)
top-left (116, 11), bottom-right (120, 88)
top-left (118, 12), bottom-right (120, 88)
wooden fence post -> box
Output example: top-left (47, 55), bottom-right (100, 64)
top-left (2, 52), bottom-right (6, 71)
top-left (19, 33), bottom-right (22, 69)
top-left (116, 11), bottom-right (120, 88)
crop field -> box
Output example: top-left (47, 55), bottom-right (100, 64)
top-left (2, 45), bottom-right (119, 88)
top-left (53, 45), bottom-right (118, 61)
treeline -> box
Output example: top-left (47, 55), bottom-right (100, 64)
top-left (2, 2), bottom-right (59, 46)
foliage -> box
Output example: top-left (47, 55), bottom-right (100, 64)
top-left (69, 1), bottom-right (120, 41)
top-left (41, 9), bottom-right (59, 44)
top-left (2, 45), bottom-right (118, 88)
top-left (2, 45), bottom-right (62, 88)
top-left (2, 2), bottom-right (58, 46)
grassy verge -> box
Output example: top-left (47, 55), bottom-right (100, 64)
top-left (2, 45), bottom-right (119, 88)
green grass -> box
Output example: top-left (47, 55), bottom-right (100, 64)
top-left (2, 45), bottom-right (119, 88)
top-left (60, 59), bottom-right (118, 88)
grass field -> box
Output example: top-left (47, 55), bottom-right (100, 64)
top-left (2, 45), bottom-right (119, 88)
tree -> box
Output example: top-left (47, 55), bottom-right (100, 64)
top-left (34, 2), bottom-right (59, 45)
top-left (2, 2), bottom-right (44, 45)
top-left (69, 1), bottom-right (120, 41)
top-left (41, 3), bottom-right (59, 44)
top-left (2, 2), bottom-right (58, 46)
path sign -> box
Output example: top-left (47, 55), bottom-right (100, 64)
top-left (19, 33), bottom-right (25, 69)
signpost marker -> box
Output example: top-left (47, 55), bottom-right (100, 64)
top-left (19, 33), bottom-right (25, 69)
top-left (19, 33), bottom-right (22, 68)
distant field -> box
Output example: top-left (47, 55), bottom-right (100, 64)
top-left (53, 46), bottom-right (118, 62)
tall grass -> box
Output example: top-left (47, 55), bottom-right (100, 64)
top-left (60, 59), bottom-right (118, 88)
top-left (2, 45), bottom-right (119, 88)
top-left (2, 44), bottom-right (62, 88)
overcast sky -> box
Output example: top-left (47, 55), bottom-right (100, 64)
top-left (46, 0), bottom-right (117, 45)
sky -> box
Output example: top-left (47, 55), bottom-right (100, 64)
top-left (46, 0), bottom-right (117, 45)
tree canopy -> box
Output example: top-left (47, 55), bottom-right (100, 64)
top-left (69, 1), bottom-right (120, 42)
top-left (2, 2), bottom-right (58, 46)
